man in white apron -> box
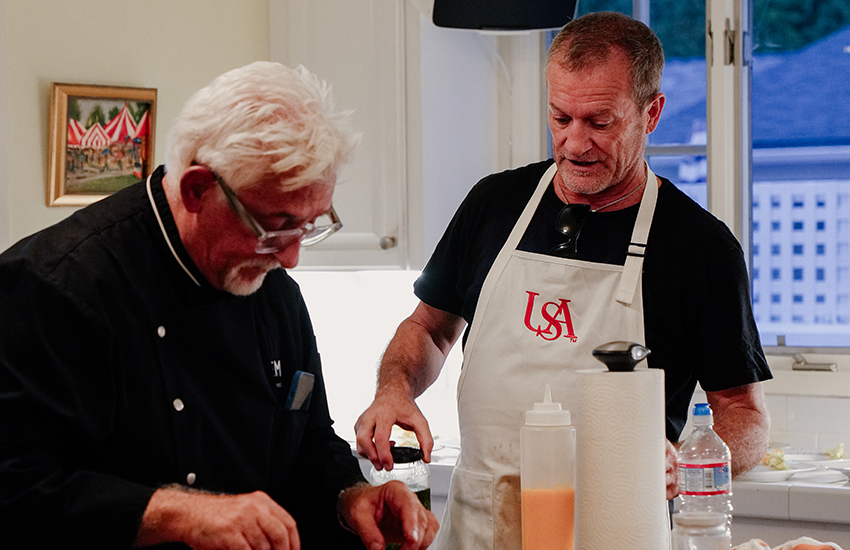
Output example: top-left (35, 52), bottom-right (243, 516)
top-left (356, 12), bottom-right (771, 549)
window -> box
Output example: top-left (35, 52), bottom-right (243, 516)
top-left (753, 244), bottom-right (760, 255)
top-left (771, 244), bottom-right (781, 255)
top-left (771, 221), bottom-right (781, 231)
top-left (749, 2), bottom-right (850, 349)
top-left (771, 294), bottom-right (781, 304)
top-left (794, 295), bottom-right (804, 303)
top-left (772, 268), bottom-right (781, 280)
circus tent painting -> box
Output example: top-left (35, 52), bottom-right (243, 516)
top-left (66, 119), bottom-right (85, 148)
top-left (52, 85), bottom-right (156, 205)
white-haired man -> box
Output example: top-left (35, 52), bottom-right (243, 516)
top-left (0, 61), bottom-right (437, 550)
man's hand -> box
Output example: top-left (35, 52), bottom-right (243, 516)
top-left (355, 302), bottom-right (466, 471)
top-left (134, 486), bottom-right (300, 549)
top-left (355, 390), bottom-right (434, 470)
top-left (338, 481), bottom-right (438, 550)
top-left (666, 439), bottom-right (679, 500)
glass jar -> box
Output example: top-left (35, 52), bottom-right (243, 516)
top-left (672, 511), bottom-right (732, 550)
top-left (369, 446), bottom-right (431, 511)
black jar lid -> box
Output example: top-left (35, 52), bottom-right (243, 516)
top-left (391, 446), bottom-right (424, 463)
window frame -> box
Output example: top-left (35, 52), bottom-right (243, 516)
top-left (650, 0), bottom-right (850, 360)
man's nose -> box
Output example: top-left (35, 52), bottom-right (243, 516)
top-left (272, 240), bottom-right (301, 269)
top-left (560, 123), bottom-right (593, 156)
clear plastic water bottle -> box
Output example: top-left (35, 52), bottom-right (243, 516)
top-left (677, 403), bottom-right (733, 526)
top-left (672, 511), bottom-right (731, 550)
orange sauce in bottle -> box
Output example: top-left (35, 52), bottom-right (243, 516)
top-left (521, 486), bottom-right (575, 550)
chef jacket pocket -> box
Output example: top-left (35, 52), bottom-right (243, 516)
top-left (441, 465), bottom-right (495, 549)
top-left (272, 408), bottom-right (310, 479)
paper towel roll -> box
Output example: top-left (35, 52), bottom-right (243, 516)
top-left (575, 368), bottom-right (670, 550)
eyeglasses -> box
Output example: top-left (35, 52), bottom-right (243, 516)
top-left (204, 166), bottom-right (342, 254)
top-left (550, 203), bottom-right (591, 259)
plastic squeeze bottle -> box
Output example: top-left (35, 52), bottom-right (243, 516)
top-left (520, 384), bottom-right (576, 550)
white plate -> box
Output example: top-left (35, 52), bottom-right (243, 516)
top-left (821, 459), bottom-right (850, 475)
top-left (738, 463), bottom-right (818, 482)
top-left (781, 447), bottom-right (843, 463)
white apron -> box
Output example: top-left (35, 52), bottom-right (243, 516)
top-left (433, 162), bottom-right (659, 549)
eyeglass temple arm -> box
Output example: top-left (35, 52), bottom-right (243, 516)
top-left (215, 175), bottom-right (268, 239)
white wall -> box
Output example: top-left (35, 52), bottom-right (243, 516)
top-left (0, 0), bottom-right (9, 248)
top-left (419, 20), bottom-right (501, 259)
top-left (291, 270), bottom-right (463, 444)
top-left (0, 0), bottom-right (270, 249)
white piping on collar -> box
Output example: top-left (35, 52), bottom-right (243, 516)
top-left (146, 174), bottom-right (201, 287)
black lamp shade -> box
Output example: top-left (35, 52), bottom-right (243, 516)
top-left (433, 0), bottom-right (578, 31)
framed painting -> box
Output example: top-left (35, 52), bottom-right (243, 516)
top-left (48, 83), bottom-right (157, 206)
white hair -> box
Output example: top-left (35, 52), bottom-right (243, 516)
top-left (164, 61), bottom-right (360, 192)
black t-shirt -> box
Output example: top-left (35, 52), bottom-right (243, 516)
top-left (414, 160), bottom-right (772, 441)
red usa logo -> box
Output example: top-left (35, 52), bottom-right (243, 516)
top-left (523, 291), bottom-right (578, 342)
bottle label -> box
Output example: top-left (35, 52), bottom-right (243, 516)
top-left (678, 462), bottom-right (731, 495)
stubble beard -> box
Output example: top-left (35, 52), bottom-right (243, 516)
top-left (554, 157), bottom-right (614, 197)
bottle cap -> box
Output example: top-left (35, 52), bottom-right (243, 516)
top-left (692, 403), bottom-right (714, 426)
top-left (524, 384), bottom-right (571, 426)
top-left (390, 446), bottom-right (424, 463)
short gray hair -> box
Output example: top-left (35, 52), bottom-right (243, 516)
top-left (547, 12), bottom-right (664, 110)
top-left (165, 61), bottom-right (360, 192)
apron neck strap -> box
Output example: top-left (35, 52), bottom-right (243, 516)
top-left (498, 160), bottom-right (660, 306)
top-left (616, 163), bottom-right (659, 305)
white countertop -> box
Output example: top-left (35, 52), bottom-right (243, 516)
top-left (358, 448), bottom-right (850, 548)
top-left (733, 468), bottom-right (850, 524)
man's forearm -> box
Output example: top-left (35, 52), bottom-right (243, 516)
top-left (715, 407), bottom-right (770, 477)
top-left (376, 303), bottom-right (465, 398)
top-left (706, 384), bottom-right (771, 477)
top-left (377, 320), bottom-right (447, 399)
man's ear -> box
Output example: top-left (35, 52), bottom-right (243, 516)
top-left (179, 165), bottom-right (217, 213)
top-left (645, 92), bottom-right (666, 135)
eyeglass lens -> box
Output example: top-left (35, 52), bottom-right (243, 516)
top-left (550, 203), bottom-right (591, 259)
top-left (254, 211), bottom-right (342, 254)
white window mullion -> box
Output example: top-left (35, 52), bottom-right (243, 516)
top-left (706, 0), bottom-right (752, 259)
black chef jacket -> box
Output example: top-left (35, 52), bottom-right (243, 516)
top-left (0, 166), bottom-right (366, 549)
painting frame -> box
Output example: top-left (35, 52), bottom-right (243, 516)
top-left (48, 83), bottom-right (157, 206)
